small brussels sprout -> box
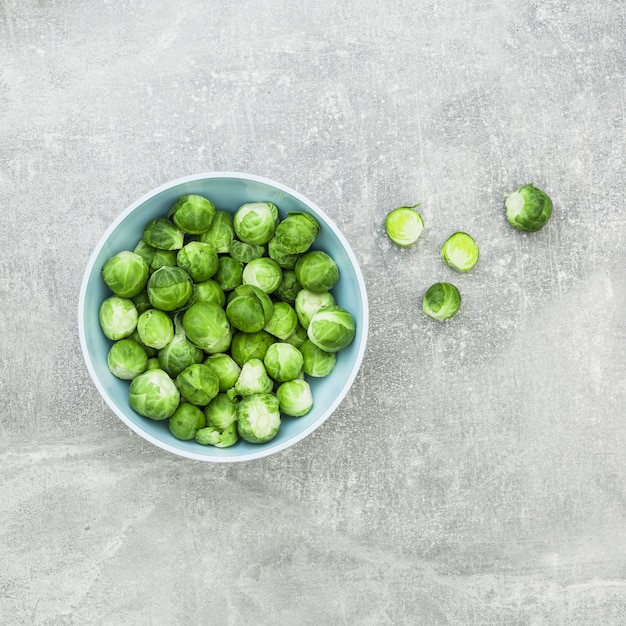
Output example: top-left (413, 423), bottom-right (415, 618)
top-left (149, 249), bottom-right (178, 273)
top-left (204, 393), bottom-right (237, 430)
top-left (263, 302), bottom-right (298, 340)
top-left (385, 204), bottom-right (424, 246)
top-left (204, 353), bottom-right (242, 391)
top-left (228, 240), bottom-right (265, 264)
top-left (295, 251), bottom-right (339, 293)
top-left (168, 194), bottom-right (216, 235)
top-left (147, 266), bottom-right (193, 311)
top-left (143, 217), bottom-right (184, 250)
top-left (441, 232), bottom-right (479, 272)
top-left (226, 294), bottom-right (268, 333)
top-left (129, 369), bottom-right (180, 420)
top-left (273, 212), bottom-right (320, 254)
top-left (169, 403), bottom-right (205, 440)
top-left (132, 329), bottom-right (157, 357)
top-left (199, 210), bottom-right (234, 253)
top-left (137, 309), bottom-right (175, 350)
top-left (182, 302), bottom-right (232, 354)
top-left (235, 358), bottom-right (273, 396)
top-left (228, 285), bottom-right (274, 319)
top-left (233, 202), bottom-right (279, 245)
top-left (176, 241), bottom-right (219, 282)
top-left (267, 236), bottom-right (301, 269)
top-left (131, 291), bottom-right (153, 315)
top-left (263, 343), bottom-right (303, 382)
top-left (276, 379), bottom-right (313, 417)
top-left (102, 251), bottom-right (149, 298)
top-left (307, 306), bottom-right (356, 353)
top-left (274, 269), bottom-right (302, 303)
top-left (191, 279), bottom-right (225, 307)
top-left (146, 357), bottom-right (160, 370)
top-left (242, 257), bottom-right (283, 294)
top-left (214, 256), bottom-right (243, 291)
top-left (99, 296), bottom-right (138, 340)
top-left (294, 289), bottom-right (336, 329)
top-left (157, 317), bottom-right (204, 378)
top-left (196, 422), bottom-right (239, 447)
top-left (176, 363), bottom-right (220, 406)
top-left (422, 282), bottom-right (461, 320)
top-left (283, 324), bottom-right (308, 349)
top-left (230, 330), bottom-right (275, 367)
top-left (236, 393), bottom-right (281, 443)
top-left (133, 240), bottom-right (158, 266)
top-left (107, 338), bottom-right (148, 379)
top-left (300, 340), bottom-right (336, 377)
top-left (505, 184), bottom-right (552, 232)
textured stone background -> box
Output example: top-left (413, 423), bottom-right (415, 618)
top-left (2, 0), bottom-right (626, 624)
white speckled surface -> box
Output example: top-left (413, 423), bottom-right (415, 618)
top-left (2, 0), bottom-right (626, 623)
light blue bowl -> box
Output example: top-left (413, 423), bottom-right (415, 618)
top-left (78, 173), bottom-right (368, 462)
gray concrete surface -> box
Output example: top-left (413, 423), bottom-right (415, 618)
top-left (2, 0), bottom-right (626, 623)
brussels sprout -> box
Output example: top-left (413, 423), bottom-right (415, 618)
top-left (146, 357), bottom-right (160, 370)
top-left (199, 210), bottom-right (234, 252)
top-left (176, 241), bottom-right (219, 282)
top-left (229, 240), bottom-right (265, 264)
top-left (274, 269), bottom-right (302, 303)
top-left (228, 285), bottom-right (274, 320)
top-left (235, 358), bottom-right (273, 396)
top-left (273, 212), bottom-right (320, 254)
top-left (505, 184), bottom-right (553, 232)
top-left (191, 279), bottom-right (225, 307)
top-left (276, 379), bottom-right (313, 417)
top-left (263, 302), bottom-right (298, 340)
top-left (102, 251), bottom-right (149, 298)
top-left (283, 324), bottom-right (308, 349)
top-left (214, 256), bottom-right (243, 291)
top-left (264, 342), bottom-right (303, 382)
top-left (176, 363), bottom-right (220, 406)
top-left (131, 291), bottom-right (153, 315)
top-left (236, 393), bottom-right (281, 443)
top-left (182, 302), bottom-right (232, 354)
top-left (300, 340), bottom-right (336, 377)
top-left (99, 296), bottom-right (138, 340)
top-left (307, 306), bottom-right (356, 352)
top-left (131, 329), bottom-right (157, 357)
top-left (242, 257), bottom-right (283, 294)
top-left (168, 194), bottom-right (216, 235)
top-left (107, 338), bottom-right (148, 380)
top-left (147, 266), bottom-right (193, 311)
top-left (294, 289), bottom-right (335, 329)
top-left (385, 204), bottom-right (424, 246)
top-left (422, 282), bottom-right (461, 320)
top-left (137, 309), bottom-right (175, 350)
top-left (196, 422), bottom-right (239, 447)
top-left (129, 369), bottom-right (180, 420)
top-left (158, 317), bottom-right (204, 378)
top-left (204, 393), bottom-right (237, 430)
top-left (226, 293), bottom-right (268, 333)
top-left (149, 249), bottom-right (178, 273)
top-left (233, 202), bottom-right (279, 245)
top-left (267, 236), bottom-right (301, 269)
top-left (230, 330), bottom-right (275, 367)
top-left (295, 251), bottom-right (339, 293)
top-left (204, 353), bottom-right (242, 391)
top-left (143, 217), bottom-right (184, 250)
top-left (133, 240), bottom-right (158, 266)
top-left (441, 232), bottom-right (479, 272)
top-left (169, 403), bottom-right (205, 440)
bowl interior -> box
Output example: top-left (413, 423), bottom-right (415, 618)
top-left (79, 173), bottom-right (368, 461)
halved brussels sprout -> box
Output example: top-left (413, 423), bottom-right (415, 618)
top-left (147, 266), bottom-right (193, 311)
top-left (385, 205), bottom-right (424, 246)
top-left (300, 340), bottom-right (336, 377)
top-left (295, 251), bottom-right (339, 293)
top-left (441, 232), bottom-right (479, 272)
top-left (176, 363), bottom-right (220, 406)
top-left (176, 241), bottom-right (218, 282)
top-left (168, 194), bottom-right (216, 235)
top-left (233, 202), bottom-right (279, 245)
top-left (276, 379), bottom-right (313, 417)
top-left (263, 342), bottom-right (303, 382)
top-left (182, 302), bottom-right (232, 354)
top-left (107, 338), bottom-right (148, 380)
top-left (129, 369), bottom-right (180, 420)
top-left (307, 306), bottom-right (356, 353)
top-left (505, 184), bottom-right (553, 232)
top-left (169, 403), bottom-right (205, 440)
top-left (199, 210), bottom-right (234, 252)
top-left (137, 309), bottom-right (174, 350)
top-left (236, 393), bottom-right (281, 443)
top-left (422, 282), bottom-right (461, 320)
top-left (143, 217), bottom-right (184, 250)
top-left (102, 251), bottom-right (149, 298)
top-left (99, 296), bottom-right (138, 340)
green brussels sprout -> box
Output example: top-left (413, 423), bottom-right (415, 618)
top-left (295, 251), bottom-right (339, 293)
top-left (157, 317), bottom-right (203, 378)
top-left (294, 289), bottom-right (335, 329)
top-left (191, 279), bottom-right (225, 307)
top-left (273, 212), bottom-right (320, 254)
top-left (263, 302), bottom-right (298, 340)
top-left (107, 338), bottom-right (148, 380)
top-left (176, 363), bottom-right (220, 406)
top-left (146, 357), bottom-right (160, 370)
top-left (143, 217), bottom-right (184, 250)
top-left (137, 309), bottom-right (175, 350)
top-left (195, 422), bottom-right (238, 447)
top-left (214, 256), bottom-right (243, 291)
top-left (307, 306), bottom-right (356, 352)
top-left (441, 232), bottom-right (479, 272)
top-left (168, 403), bottom-right (205, 440)
top-left (283, 324), bottom-right (308, 349)
top-left (226, 294), bottom-right (267, 333)
top-left (102, 251), bottom-right (149, 298)
top-left (235, 358), bottom-right (273, 396)
top-left (505, 184), bottom-right (553, 232)
top-left (228, 240), bottom-right (265, 264)
top-left (176, 241), bottom-right (219, 282)
top-left (242, 257), bottom-right (283, 294)
top-left (131, 329), bottom-right (157, 357)
top-left (225, 387), bottom-right (239, 402)
top-left (131, 291), bottom-right (153, 315)
top-left (147, 266), bottom-right (193, 311)
top-left (99, 296), bottom-right (138, 340)
top-left (133, 240), bottom-right (158, 266)
top-left (149, 249), bottom-right (177, 273)
top-left (236, 393), bottom-right (281, 443)
top-left (300, 340), bottom-right (336, 377)
top-left (263, 342), bottom-right (303, 382)
top-left (233, 202), bottom-right (279, 245)
top-left (267, 236), bottom-right (301, 269)
top-left (276, 379), bottom-right (313, 417)
top-left (274, 269), bottom-right (302, 303)
top-left (422, 282), bottom-right (461, 320)
top-left (182, 302), bottom-right (232, 354)
top-left (228, 284), bottom-right (274, 318)
top-left (204, 353), bottom-right (242, 391)
top-left (199, 210), bottom-right (234, 253)
top-left (204, 393), bottom-right (237, 430)
top-left (129, 369), bottom-right (180, 420)
top-left (230, 330), bottom-right (275, 367)
top-left (384, 204), bottom-right (424, 246)
top-left (168, 194), bottom-right (216, 235)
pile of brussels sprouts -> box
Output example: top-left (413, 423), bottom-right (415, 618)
top-left (99, 195), bottom-right (356, 447)
top-left (385, 183), bottom-right (553, 319)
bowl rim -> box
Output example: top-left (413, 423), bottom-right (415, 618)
top-left (78, 171), bottom-right (369, 462)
